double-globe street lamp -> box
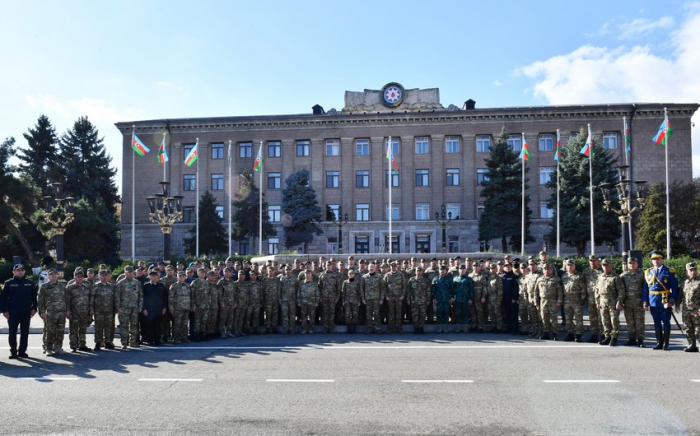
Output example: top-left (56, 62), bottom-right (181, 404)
top-left (435, 204), bottom-right (452, 253)
top-left (331, 208), bottom-right (349, 254)
top-left (43, 182), bottom-right (75, 278)
top-left (146, 181), bottom-right (183, 262)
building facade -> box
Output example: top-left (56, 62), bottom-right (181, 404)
top-left (116, 83), bottom-right (698, 259)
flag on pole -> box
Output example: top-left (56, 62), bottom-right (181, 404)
top-left (652, 117), bottom-right (672, 145)
top-left (228, 142), bottom-right (232, 165)
top-left (253, 142), bottom-right (263, 171)
top-left (580, 125), bottom-right (593, 156)
top-left (157, 134), bottom-right (168, 163)
top-left (184, 141), bottom-right (198, 167)
top-left (554, 130), bottom-right (561, 162)
top-left (519, 134), bottom-right (530, 161)
top-left (624, 118), bottom-right (631, 153)
top-left (131, 134), bottom-right (150, 156)
top-left (386, 139), bottom-right (399, 174)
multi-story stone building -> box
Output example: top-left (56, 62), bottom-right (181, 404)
top-left (116, 83), bottom-right (698, 258)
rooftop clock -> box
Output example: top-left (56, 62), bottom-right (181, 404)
top-left (381, 82), bottom-right (405, 108)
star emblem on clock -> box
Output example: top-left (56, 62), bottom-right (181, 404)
top-left (381, 82), bottom-right (405, 108)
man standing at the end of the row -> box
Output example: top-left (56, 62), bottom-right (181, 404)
top-left (1, 264), bottom-right (37, 359)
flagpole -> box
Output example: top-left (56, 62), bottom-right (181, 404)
top-left (624, 116), bottom-right (633, 248)
top-left (196, 138), bottom-right (200, 259)
top-left (521, 133), bottom-right (526, 256)
top-left (131, 125), bottom-right (136, 262)
top-left (388, 136), bottom-right (392, 256)
top-left (588, 124), bottom-right (595, 256)
top-left (556, 129), bottom-right (560, 258)
top-left (664, 107), bottom-right (671, 258)
top-left (163, 132), bottom-right (167, 182)
top-left (228, 140), bottom-right (232, 258)
top-left (259, 140), bottom-right (263, 256)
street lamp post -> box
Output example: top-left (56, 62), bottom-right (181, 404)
top-left (331, 208), bottom-right (349, 254)
top-left (599, 165), bottom-right (647, 264)
top-left (435, 204), bottom-right (452, 253)
top-left (146, 181), bottom-right (184, 263)
top-left (43, 182), bottom-right (75, 279)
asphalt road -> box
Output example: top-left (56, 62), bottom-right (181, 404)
top-left (1, 331), bottom-right (699, 436)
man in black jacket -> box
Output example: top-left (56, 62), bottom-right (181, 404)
top-left (1, 264), bottom-right (38, 359)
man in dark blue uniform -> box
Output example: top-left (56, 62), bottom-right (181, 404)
top-left (643, 250), bottom-right (679, 350)
top-left (1, 264), bottom-right (38, 359)
top-left (502, 262), bottom-right (520, 335)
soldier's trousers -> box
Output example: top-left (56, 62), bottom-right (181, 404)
top-left (365, 299), bottom-right (381, 333)
top-left (563, 300), bottom-right (584, 335)
top-left (94, 312), bottom-right (115, 345)
top-left (540, 300), bottom-right (558, 335)
top-left (69, 312), bottom-right (90, 349)
top-left (469, 299), bottom-right (485, 329)
top-left (206, 308), bottom-right (218, 334)
top-left (160, 311), bottom-right (172, 339)
top-left (300, 303), bottom-right (316, 332)
top-left (528, 301), bottom-right (542, 333)
top-left (265, 302), bottom-right (279, 330)
top-left (587, 301), bottom-right (602, 335)
top-left (245, 305), bottom-right (261, 332)
top-left (344, 303), bottom-right (360, 325)
top-left (487, 298), bottom-right (503, 329)
top-left (280, 302), bottom-right (296, 333)
top-left (118, 307), bottom-right (140, 346)
top-left (454, 301), bottom-right (469, 325)
top-left (387, 299), bottom-right (403, 332)
top-left (411, 303), bottom-right (427, 330)
top-left (195, 309), bottom-right (209, 334)
top-left (219, 306), bottom-right (235, 334)
top-left (44, 312), bottom-right (66, 351)
top-left (435, 301), bottom-right (450, 325)
top-left (518, 299), bottom-right (529, 332)
top-left (683, 308), bottom-right (700, 343)
top-left (173, 310), bottom-right (190, 341)
top-left (625, 298), bottom-right (645, 340)
top-left (599, 299), bottom-right (620, 338)
top-left (234, 307), bottom-right (246, 334)
top-left (322, 299), bottom-right (335, 331)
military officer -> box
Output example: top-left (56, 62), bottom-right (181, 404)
top-left (262, 267), bottom-right (281, 334)
top-left (431, 265), bottom-right (454, 333)
top-left (384, 261), bottom-right (406, 333)
top-left (91, 270), bottom-right (118, 350)
top-left (66, 268), bottom-right (92, 352)
top-left (38, 268), bottom-right (68, 355)
top-left (452, 264), bottom-right (474, 333)
top-left (218, 267), bottom-right (236, 338)
top-left (407, 266), bottom-right (431, 334)
top-left (535, 263), bottom-right (563, 340)
top-left (116, 265), bottom-right (143, 349)
top-left (299, 270), bottom-right (319, 334)
top-left (246, 271), bottom-right (262, 334)
top-left (643, 250), bottom-right (679, 350)
top-left (486, 264), bottom-right (504, 333)
top-left (561, 259), bottom-right (586, 342)
top-left (191, 268), bottom-right (209, 341)
top-left (1, 264), bottom-right (37, 359)
top-left (681, 262), bottom-right (700, 352)
top-left (279, 266), bottom-right (299, 334)
top-left (583, 255), bottom-right (603, 343)
top-left (362, 262), bottom-right (385, 334)
top-left (169, 271), bottom-right (192, 343)
top-left (233, 272), bottom-right (249, 337)
top-left (469, 263), bottom-right (488, 333)
top-left (342, 269), bottom-right (362, 333)
top-left (596, 259), bottom-right (625, 346)
top-left (318, 261), bottom-right (341, 333)
top-left (620, 257), bottom-right (646, 347)
top-left (525, 259), bottom-right (543, 337)
top-left (205, 270), bottom-right (223, 338)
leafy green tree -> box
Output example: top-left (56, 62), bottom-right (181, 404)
top-left (18, 115), bottom-right (60, 197)
top-left (231, 171), bottom-right (276, 253)
top-left (478, 128), bottom-right (533, 253)
top-left (281, 168), bottom-right (322, 253)
top-left (635, 183), bottom-right (686, 256)
top-left (668, 179), bottom-right (700, 254)
top-left (545, 127), bottom-right (619, 256)
top-left (184, 190), bottom-right (228, 256)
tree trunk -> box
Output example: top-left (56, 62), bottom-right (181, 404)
top-left (7, 222), bottom-right (40, 266)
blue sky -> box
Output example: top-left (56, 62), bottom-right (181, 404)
top-left (2, 0), bottom-right (699, 194)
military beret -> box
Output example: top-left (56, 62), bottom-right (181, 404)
top-left (650, 250), bottom-right (664, 259)
top-left (588, 255), bottom-right (598, 261)
top-left (601, 259), bottom-right (613, 266)
top-left (687, 262), bottom-right (697, 270)
top-left (124, 265), bottom-right (134, 272)
top-left (47, 268), bottom-right (57, 274)
top-left (565, 259), bottom-right (576, 266)
top-left (13, 263), bottom-right (25, 270)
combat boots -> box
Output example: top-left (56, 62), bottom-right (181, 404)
top-left (599, 336), bottom-right (611, 345)
top-left (574, 334), bottom-right (582, 342)
top-left (625, 338), bottom-right (637, 346)
top-left (564, 333), bottom-right (575, 342)
top-left (610, 338), bottom-right (618, 346)
top-left (586, 334), bottom-right (599, 343)
top-left (684, 339), bottom-right (698, 352)
top-left (653, 328), bottom-right (664, 350)
top-left (663, 328), bottom-right (671, 350)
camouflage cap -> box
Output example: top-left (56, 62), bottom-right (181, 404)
top-left (207, 270), bottom-right (217, 276)
top-left (100, 270), bottom-right (111, 276)
top-left (177, 270), bottom-right (187, 276)
top-left (416, 266), bottom-right (424, 271)
top-left (687, 262), bottom-right (697, 270)
top-left (73, 268), bottom-right (84, 277)
top-left (45, 268), bottom-right (57, 274)
top-left (627, 257), bottom-right (638, 264)
top-left (86, 268), bottom-right (95, 273)
top-left (565, 259), bottom-right (576, 266)
top-left (497, 260), bottom-right (504, 265)
top-left (601, 258), bottom-right (613, 266)
top-left (588, 255), bottom-right (598, 261)
top-left (543, 263), bottom-right (553, 270)
top-left (539, 251), bottom-right (548, 256)
top-left (348, 269), bottom-right (356, 274)
top-left (166, 265), bottom-right (174, 270)
top-left (124, 265), bottom-right (134, 272)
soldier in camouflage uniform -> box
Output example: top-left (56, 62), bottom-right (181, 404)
top-left (318, 262), bottom-right (341, 333)
top-left (583, 255), bottom-right (603, 343)
top-left (159, 265), bottom-right (177, 341)
top-left (299, 270), bottom-right (319, 334)
top-left (38, 269), bottom-right (68, 355)
top-left (407, 266), bottom-right (430, 334)
top-left (517, 265), bottom-right (530, 335)
top-left (362, 262), bottom-right (385, 334)
top-left (424, 258), bottom-right (439, 323)
top-left (218, 267), bottom-right (236, 338)
top-left (116, 265), bottom-right (143, 349)
top-left (246, 271), bottom-right (262, 334)
top-left (233, 273), bottom-right (249, 337)
top-left (525, 259), bottom-right (543, 337)
top-left (279, 266), bottom-right (299, 334)
top-left (204, 271), bottom-right (222, 338)
top-left (469, 263), bottom-right (487, 333)
top-left (561, 259), bottom-right (586, 342)
top-left (191, 268), bottom-right (209, 341)
top-left (534, 263), bottom-right (563, 340)
top-left (262, 268), bottom-right (281, 334)
top-left (681, 262), bottom-right (700, 352)
top-left (620, 257), bottom-right (646, 347)
top-left (342, 269), bottom-right (362, 333)
top-left (453, 265), bottom-right (474, 333)
top-left (91, 270), bottom-right (118, 350)
top-left (595, 259), bottom-right (626, 346)
top-left (66, 268), bottom-right (92, 352)
top-left (384, 261), bottom-right (406, 333)
top-left (486, 264), bottom-right (504, 333)
top-left (169, 271), bottom-right (192, 343)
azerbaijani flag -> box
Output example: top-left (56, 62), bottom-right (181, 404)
top-left (227, 141), bottom-right (232, 165)
top-left (131, 134), bottom-right (150, 156)
top-left (184, 141), bottom-right (198, 167)
top-left (157, 134), bottom-right (168, 164)
top-left (519, 133), bottom-right (530, 161)
top-left (580, 125), bottom-right (593, 156)
top-left (253, 142), bottom-right (263, 171)
top-left (554, 130), bottom-right (561, 162)
top-left (624, 118), bottom-right (631, 153)
top-left (652, 117), bottom-right (672, 146)
top-left (386, 138), bottom-right (399, 174)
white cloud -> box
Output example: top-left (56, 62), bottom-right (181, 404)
top-left (493, 80), bottom-right (502, 87)
top-left (617, 16), bottom-right (674, 40)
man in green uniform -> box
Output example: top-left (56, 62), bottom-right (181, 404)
top-left (384, 261), bottom-right (406, 333)
top-left (535, 263), bottom-right (563, 340)
top-left (279, 266), bottom-right (299, 334)
top-left (342, 269), bottom-right (362, 333)
top-left (407, 266), bottom-right (430, 334)
top-left (169, 271), bottom-right (192, 343)
top-left (299, 270), bottom-right (319, 334)
top-left (66, 268), bottom-right (92, 352)
top-left (262, 267), bottom-right (281, 334)
top-left (91, 270), bottom-right (117, 350)
top-left (116, 265), bottom-right (143, 349)
top-left (620, 257), bottom-right (646, 347)
top-left (453, 264), bottom-right (474, 333)
top-left (681, 262), bottom-right (700, 352)
top-left (596, 259), bottom-right (625, 346)
top-left (561, 259), bottom-right (586, 342)
top-left (38, 268), bottom-right (68, 355)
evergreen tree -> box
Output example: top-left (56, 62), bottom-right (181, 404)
top-left (635, 183), bottom-right (686, 256)
top-left (281, 168), bottom-right (322, 253)
top-left (668, 179), bottom-right (700, 254)
top-left (545, 127), bottom-right (619, 256)
top-left (230, 171), bottom-right (276, 253)
top-left (184, 191), bottom-right (228, 256)
top-left (18, 115), bottom-right (60, 197)
top-left (478, 128), bottom-right (533, 253)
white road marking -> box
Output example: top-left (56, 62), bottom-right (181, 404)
top-left (691, 380), bottom-right (700, 382)
top-left (138, 378), bottom-right (203, 382)
top-left (266, 379), bottom-right (335, 383)
top-left (402, 380), bottom-right (474, 383)
top-left (117, 344), bottom-right (604, 351)
top-left (543, 380), bottom-right (620, 383)
top-left (17, 377), bottom-right (79, 381)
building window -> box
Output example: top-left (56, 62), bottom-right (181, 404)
top-left (211, 174), bottom-right (224, 191)
top-left (356, 170), bottom-right (369, 188)
top-left (540, 167), bottom-right (554, 185)
top-left (539, 134), bottom-right (554, 151)
top-left (477, 203), bottom-right (485, 220)
top-left (268, 172), bottom-right (281, 190)
top-left (448, 235), bottom-right (459, 253)
top-left (326, 204), bottom-right (340, 221)
top-left (446, 169), bottom-right (460, 186)
top-left (239, 142), bottom-right (252, 158)
top-left (415, 235), bottom-right (431, 254)
top-left (415, 203), bottom-right (430, 221)
top-left (184, 143), bottom-right (195, 161)
top-left (541, 201), bottom-right (554, 218)
top-left (385, 171), bottom-right (399, 187)
top-left (507, 134), bottom-right (522, 152)
top-left (183, 206), bottom-right (195, 223)
top-left (356, 204), bottom-right (369, 221)
top-left (445, 136), bottom-right (460, 153)
top-left (415, 137), bottom-right (429, 154)
top-left (239, 240), bottom-right (249, 255)
top-left (326, 139), bottom-right (340, 156)
top-left (326, 171), bottom-right (339, 188)
top-left (268, 141), bottom-right (281, 158)
top-left (476, 135), bottom-right (490, 152)
top-left (570, 132), bottom-right (579, 140)
top-left (296, 140), bottom-right (310, 157)
top-left (211, 143), bottom-right (224, 159)
top-left (415, 169), bottom-right (429, 187)
top-left (355, 139), bottom-right (369, 156)
top-left (446, 203), bottom-right (460, 220)
top-left (355, 236), bottom-right (370, 254)
top-left (268, 238), bottom-right (279, 255)
top-left (385, 203), bottom-right (400, 220)
top-left (385, 137), bottom-right (400, 156)
top-left (604, 133), bottom-right (618, 149)
top-left (215, 206), bottom-right (224, 219)
top-left (183, 174), bottom-right (196, 191)
top-left (477, 169), bottom-right (489, 185)
top-left (269, 205), bottom-right (281, 223)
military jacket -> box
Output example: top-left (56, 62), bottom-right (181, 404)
top-left (191, 279), bottom-right (209, 310)
top-left (38, 281), bottom-right (68, 314)
top-left (0, 277), bottom-right (37, 314)
top-left (116, 278), bottom-right (143, 311)
top-left (66, 281), bottom-right (92, 315)
top-left (169, 282), bottom-right (192, 311)
top-left (561, 272), bottom-right (586, 305)
top-left (682, 278), bottom-right (700, 311)
top-left (298, 280), bottom-right (319, 305)
top-left (235, 280), bottom-right (249, 307)
top-left (91, 282), bottom-right (117, 314)
top-left (218, 278), bottom-right (236, 307)
top-left (342, 278), bottom-right (362, 305)
top-left (279, 275), bottom-right (299, 303)
top-left (423, 267), bottom-right (439, 284)
top-left (643, 265), bottom-right (679, 308)
top-left (486, 274), bottom-right (503, 302)
top-left (298, 269), bottom-right (318, 283)
top-left (525, 272), bottom-right (541, 301)
top-left (407, 276), bottom-right (431, 304)
top-left (262, 276), bottom-right (281, 304)
top-left (583, 269), bottom-right (601, 304)
top-left (431, 275), bottom-right (454, 303)
top-left (502, 271), bottom-right (519, 303)
top-left (248, 281), bottom-right (262, 305)
top-left (318, 271), bottom-right (341, 301)
top-left (160, 275), bottom-right (177, 294)
top-left (362, 272), bottom-right (385, 300)
top-left (534, 275), bottom-right (563, 305)
top-left (620, 270), bottom-right (644, 301)
top-left (384, 271), bottom-right (406, 300)
top-left (452, 274), bottom-right (475, 303)
top-left (595, 273), bottom-right (625, 306)
top-left (469, 272), bottom-right (488, 300)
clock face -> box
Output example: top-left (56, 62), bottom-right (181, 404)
top-left (381, 83), bottom-right (405, 108)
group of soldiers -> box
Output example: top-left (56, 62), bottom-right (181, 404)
top-left (3, 249), bottom-right (700, 359)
